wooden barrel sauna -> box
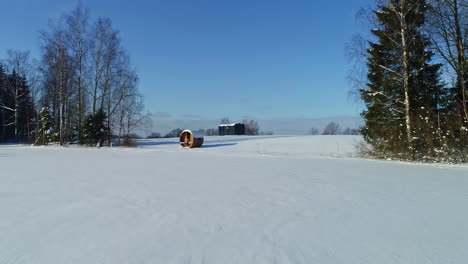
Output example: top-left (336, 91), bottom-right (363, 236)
top-left (179, 130), bottom-right (204, 148)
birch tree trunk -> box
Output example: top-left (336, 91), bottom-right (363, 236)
top-left (399, 0), bottom-right (413, 148)
top-left (452, 0), bottom-right (468, 121)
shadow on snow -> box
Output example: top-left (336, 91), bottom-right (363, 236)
top-left (201, 143), bottom-right (237, 148)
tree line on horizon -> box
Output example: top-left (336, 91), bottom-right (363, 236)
top-left (309, 122), bottom-right (360, 135)
top-left (147, 119), bottom-right (357, 138)
top-left (0, 5), bottom-right (150, 146)
top-left (147, 117), bottom-right (273, 138)
top-left (348, 0), bottom-right (467, 162)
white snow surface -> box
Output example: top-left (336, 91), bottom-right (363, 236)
top-left (1, 135), bottom-right (467, 264)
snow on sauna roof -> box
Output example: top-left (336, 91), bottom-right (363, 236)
top-left (219, 123), bottom-right (242, 127)
top-left (181, 129), bottom-right (204, 138)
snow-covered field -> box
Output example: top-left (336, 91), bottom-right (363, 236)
top-left (1, 136), bottom-right (467, 264)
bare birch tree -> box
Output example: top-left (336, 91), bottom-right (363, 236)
top-left (64, 5), bottom-right (89, 137)
top-left (36, 4), bottom-right (149, 145)
top-left (40, 26), bottom-right (74, 145)
top-left (427, 0), bottom-right (468, 121)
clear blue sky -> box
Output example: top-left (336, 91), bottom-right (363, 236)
top-left (1, 0), bottom-right (372, 122)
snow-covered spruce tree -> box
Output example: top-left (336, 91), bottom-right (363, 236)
top-left (360, 0), bottom-right (444, 160)
top-left (433, 80), bottom-right (468, 162)
top-left (81, 108), bottom-right (110, 146)
top-left (35, 104), bottom-right (54, 145)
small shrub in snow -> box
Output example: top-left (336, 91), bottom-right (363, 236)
top-left (122, 137), bottom-right (138, 147)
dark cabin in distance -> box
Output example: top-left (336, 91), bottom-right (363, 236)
top-left (219, 123), bottom-right (245, 136)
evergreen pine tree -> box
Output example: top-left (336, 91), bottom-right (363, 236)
top-left (6, 70), bottom-right (36, 142)
top-left (0, 67), bottom-right (16, 141)
top-left (35, 104), bottom-right (54, 145)
top-left (81, 108), bottom-right (110, 146)
top-left (360, 0), bottom-right (444, 160)
top-left (17, 74), bottom-right (36, 142)
top-left (0, 65), bottom-right (6, 142)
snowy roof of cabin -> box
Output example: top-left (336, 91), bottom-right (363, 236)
top-left (219, 123), bottom-right (243, 127)
top-left (181, 129), bottom-right (204, 138)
